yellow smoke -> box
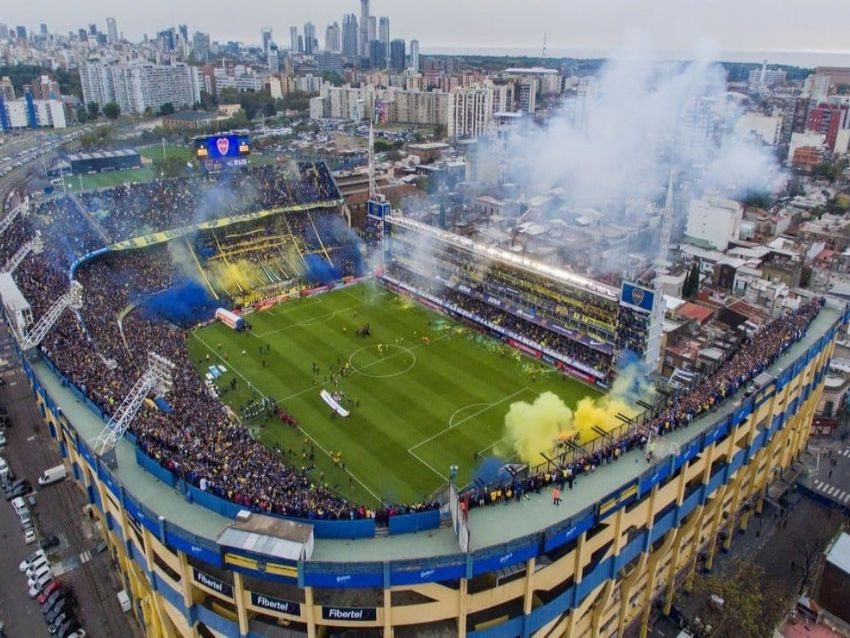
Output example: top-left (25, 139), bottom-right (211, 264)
top-left (503, 364), bottom-right (654, 465)
top-left (206, 259), bottom-right (269, 294)
top-left (503, 392), bottom-right (575, 465)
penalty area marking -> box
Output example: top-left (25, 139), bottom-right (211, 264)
top-left (348, 344), bottom-right (417, 378)
top-left (408, 386), bottom-right (531, 454)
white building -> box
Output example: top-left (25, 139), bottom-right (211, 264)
top-left (80, 60), bottom-right (200, 114)
top-left (685, 198), bottom-right (743, 251)
top-left (409, 40), bottom-right (419, 73)
top-left (0, 97), bottom-right (66, 130)
top-left (447, 83), bottom-right (494, 139)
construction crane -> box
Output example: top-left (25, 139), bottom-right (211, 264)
top-left (94, 352), bottom-right (175, 458)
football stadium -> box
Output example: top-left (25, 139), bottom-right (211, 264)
top-left (0, 141), bottom-right (845, 637)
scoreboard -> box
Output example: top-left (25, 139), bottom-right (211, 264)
top-left (194, 134), bottom-right (251, 171)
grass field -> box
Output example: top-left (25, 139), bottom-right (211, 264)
top-left (64, 145), bottom-right (277, 192)
top-left (187, 282), bottom-right (599, 506)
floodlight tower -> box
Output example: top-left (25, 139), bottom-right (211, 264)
top-left (366, 122), bottom-right (391, 257)
top-left (17, 280), bottom-right (83, 350)
top-left (94, 352), bottom-right (175, 463)
top-left (643, 171), bottom-right (675, 373)
top-left (2, 231), bottom-right (44, 274)
top-left (0, 199), bottom-right (30, 239)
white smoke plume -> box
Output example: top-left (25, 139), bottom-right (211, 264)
top-left (503, 40), bottom-right (784, 212)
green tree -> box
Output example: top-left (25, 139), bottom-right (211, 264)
top-left (321, 71), bottom-right (344, 87)
top-left (87, 102), bottom-right (100, 118)
top-left (158, 102), bottom-right (176, 116)
top-left (690, 558), bottom-right (789, 638)
top-left (75, 107), bottom-right (89, 124)
top-left (432, 123), bottom-right (446, 139)
top-left (102, 102), bottom-right (121, 119)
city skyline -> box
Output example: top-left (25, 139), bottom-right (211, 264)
top-left (3, 0), bottom-right (850, 66)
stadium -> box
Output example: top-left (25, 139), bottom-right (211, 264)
top-left (0, 135), bottom-right (845, 638)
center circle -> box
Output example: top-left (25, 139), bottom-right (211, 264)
top-left (348, 344), bottom-right (416, 378)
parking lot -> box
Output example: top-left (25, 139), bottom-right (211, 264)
top-left (0, 326), bottom-right (139, 637)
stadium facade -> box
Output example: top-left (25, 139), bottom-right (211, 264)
top-left (18, 286), bottom-right (847, 636)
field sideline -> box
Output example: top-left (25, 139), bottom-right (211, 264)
top-left (187, 281), bottom-right (599, 506)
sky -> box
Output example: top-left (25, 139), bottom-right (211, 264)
top-left (5, 0), bottom-right (850, 66)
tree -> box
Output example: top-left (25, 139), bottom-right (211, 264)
top-left (75, 107), bottom-right (89, 124)
top-left (690, 558), bottom-right (789, 638)
top-left (683, 261), bottom-right (701, 298)
top-left (432, 124), bottom-right (446, 140)
top-left (263, 100), bottom-right (277, 118)
top-left (87, 102), bottom-right (100, 118)
top-left (102, 102), bottom-right (121, 119)
top-left (158, 102), bottom-right (176, 116)
top-left (321, 71), bottom-right (343, 87)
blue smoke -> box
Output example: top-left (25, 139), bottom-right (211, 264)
top-left (472, 457), bottom-right (506, 485)
top-left (136, 279), bottom-right (219, 327)
top-left (303, 254), bottom-right (342, 284)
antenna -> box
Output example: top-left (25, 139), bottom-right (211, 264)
top-left (542, 32), bottom-right (547, 59)
top-left (368, 122), bottom-right (377, 200)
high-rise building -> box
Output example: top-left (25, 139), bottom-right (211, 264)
top-left (342, 15), bottom-right (358, 58)
top-left (178, 24), bottom-right (188, 43)
top-left (289, 26), bottom-right (298, 52)
top-left (39, 24), bottom-right (48, 36)
top-left (15, 26), bottom-right (27, 40)
top-left (158, 28), bottom-right (176, 51)
top-left (0, 24), bottom-right (9, 40)
top-left (80, 59), bottom-right (201, 114)
top-left (298, 35), bottom-right (304, 53)
top-left (30, 74), bottom-right (61, 100)
top-left (368, 17), bottom-right (377, 45)
top-left (0, 77), bottom-right (15, 101)
top-left (261, 28), bottom-right (272, 55)
top-left (410, 40), bottom-right (420, 73)
top-left (78, 29), bottom-right (88, 42)
top-left (325, 22), bottom-right (340, 52)
top-left (369, 40), bottom-right (386, 71)
top-left (192, 32), bottom-right (211, 63)
top-left (807, 102), bottom-right (849, 151)
top-left (106, 18), bottom-right (118, 44)
top-left (359, 0), bottom-right (370, 58)
top-left (304, 22), bottom-right (316, 55)
top-left (268, 44), bottom-right (280, 74)
top-left (378, 17), bottom-right (390, 67)
top-left (390, 39), bottom-right (406, 72)
top-left (89, 24), bottom-right (97, 36)
top-left (448, 83), bottom-right (495, 139)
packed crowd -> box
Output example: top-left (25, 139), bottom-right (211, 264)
top-left (463, 297), bottom-right (826, 511)
top-left (6, 195), bottom-right (433, 526)
top-left (78, 163), bottom-right (342, 243)
top-left (386, 262), bottom-right (612, 374)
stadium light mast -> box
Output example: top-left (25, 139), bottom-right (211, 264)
top-left (94, 352), bottom-right (175, 463)
top-left (644, 171), bottom-right (675, 373)
top-left (2, 230), bottom-right (44, 274)
top-left (0, 198), bottom-right (30, 239)
top-left (17, 280), bottom-right (84, 350)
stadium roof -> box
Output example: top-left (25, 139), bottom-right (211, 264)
top-left (217, 515), bottom-right (314, 561)
top-left (67, 149), bottom-right (139, 162)
top-left (387, 216), bottom-right (620, 300)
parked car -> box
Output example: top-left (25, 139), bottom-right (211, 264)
top-left (19, 509), bottom-right (32, 528)
top-left (41, 587), bottom-right (68, 609)
top-left (24, 528), bottom-right (37, 544)
top-left (54, 617), bottom-right (81, 638)
top-left (48, 611), bottom-right (75, 634)
top-left (28, 563), bottom-right (52, 586)
top-left (6, 479), bottom-right (32, 500)
top-left (28, 574), bottom-right (54, 597)
top-left (0, 430), bottom-right (6, 447)
top-left (41, 534), bottom-right (60, 550)
top-left (65, 631), bottom-right (86, 638)
top-left (36, 580), bottom-right (62, 604)
top-left (25, 554), bottom-right (49, 576)
top-left (19, 549), bottom-right (46, 572)
top-left (45, 599), bottom-right (75, 625)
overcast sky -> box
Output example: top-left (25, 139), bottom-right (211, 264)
top-left (5, 0), bottom-right (850, 65)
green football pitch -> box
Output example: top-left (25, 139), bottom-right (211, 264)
top-left (188, 282), bottom-right (599, 507)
